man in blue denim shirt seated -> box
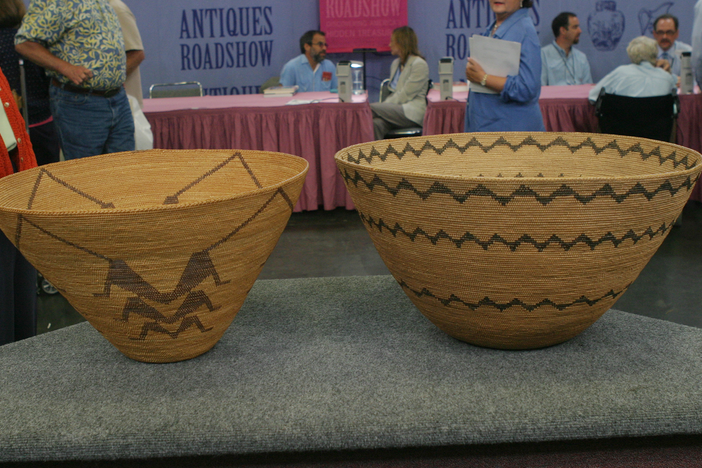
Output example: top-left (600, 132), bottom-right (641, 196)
top-left (15, 0), bottom-right (134, 160)
top-left (541, 12), bottom-right (593, 86)
top-left (280, 30), bottom-right (338, 93)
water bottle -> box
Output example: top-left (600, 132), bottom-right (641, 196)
top-left (352, 66), bottom-right (364, 95)
top-left (680, 51), bottom-right (693, 94)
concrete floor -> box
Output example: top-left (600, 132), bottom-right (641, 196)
top-left (36, 201), bottom-right (702, 334)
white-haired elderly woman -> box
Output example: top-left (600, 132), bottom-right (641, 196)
top-left (588, 36), bottom-right (677, 102)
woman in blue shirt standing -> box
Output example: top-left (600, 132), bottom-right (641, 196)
top-left (464, 0), bottom-right (545, 132)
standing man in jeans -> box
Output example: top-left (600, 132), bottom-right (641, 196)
top-left (15, 0), bottom-right (134, 160)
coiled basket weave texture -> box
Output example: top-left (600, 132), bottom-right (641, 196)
top-left (0, 149), bottom-right (308, 362)
top-left (335, 132), bottom-right (702, 349)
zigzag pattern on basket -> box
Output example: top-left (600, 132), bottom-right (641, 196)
top-left (358, 213), bottom-right (674, 251)
top-left (398, 280), bottom-right (629, 312)
top-left (344, 136), bottom-right (699, 170)
top-left (341, 170), bottom-right (698, 206)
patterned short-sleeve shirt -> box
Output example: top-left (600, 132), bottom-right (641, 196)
top-left (15, 0), bottom-right (126, 90)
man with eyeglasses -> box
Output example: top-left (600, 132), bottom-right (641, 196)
top-left (541, 12), bottom-right (593, 86)
top-left (280, 30), bottom-right (338, 93)
top-left (652, 14), bottom-right (691, 78)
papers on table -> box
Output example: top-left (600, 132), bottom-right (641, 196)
top-left (468, 35), bottom-right (521, 94)
top-left (286, 99), bottom-right (317, 105)
top-left (263, 85), bottom-right (299, 97)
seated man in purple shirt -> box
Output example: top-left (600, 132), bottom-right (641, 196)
top-left (280, 30), bottom-right (337, 93)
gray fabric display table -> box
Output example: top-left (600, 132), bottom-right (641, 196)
top-left (1, 275), bottom-right (701, 466)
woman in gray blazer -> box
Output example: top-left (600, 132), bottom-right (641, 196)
top-left (370, 26), bottom-right (430, 140)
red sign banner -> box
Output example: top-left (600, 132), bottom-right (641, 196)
top-left (320, 0), bottom-right (408, 53)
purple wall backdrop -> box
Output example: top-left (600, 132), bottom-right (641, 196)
top-left (117, 0), bottom-right (696, 100)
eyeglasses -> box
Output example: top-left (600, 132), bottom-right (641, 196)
top-left (311, 42), bottom-right (328, 48)
top-left (654, 30), bottom-right (677, 36)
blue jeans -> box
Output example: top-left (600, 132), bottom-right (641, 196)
top-left (49, 86), bottom-right (135, 160)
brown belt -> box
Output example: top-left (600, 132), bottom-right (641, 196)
top-left (51, 78), bottom-right (122, 98)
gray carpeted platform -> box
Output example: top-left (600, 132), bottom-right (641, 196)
top-left (1, 275), bottom-right (701, 463)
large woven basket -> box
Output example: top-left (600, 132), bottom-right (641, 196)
top-left (0, 149), bottom-right (308, 362)
top-left (336, 132), bottom-right (702, 349)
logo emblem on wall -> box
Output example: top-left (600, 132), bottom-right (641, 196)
top-left (638, 2), bottom-right (674, 35)
top-left (588, 0), bottom-right (626, 51)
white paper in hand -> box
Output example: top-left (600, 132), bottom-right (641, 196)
top-left (469, 35), bottom-right (521, 94)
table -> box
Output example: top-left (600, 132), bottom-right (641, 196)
top-left (422, 85), bottom-right (702, 202)
top-left (143, 92), bottom-right (374, 211)
top-left (2, 275), bottom-right (702, 466)
top-left (421, 87), bottom-right (468, 135)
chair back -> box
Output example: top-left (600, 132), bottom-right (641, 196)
top-left (384, 80), bottom-right (433, 139)
top-left (595, 89), bottom-right (680, 143)
top-left (149, 81), bottom-right (203, 98)
top-left (379, 78), bottom-right (392, 103)
top-left (379, 78), bottom-right (433, 104)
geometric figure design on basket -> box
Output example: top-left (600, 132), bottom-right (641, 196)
top-left (398, 279), bottom-right (630, 312)
top-left (358, 213), bottom-right (676, 251)
top-left (118, 293), bottom-right (216, 341)
top-left (95, 252), bottom-right (226, 341)
top-left (95, 251), bottom-right (230, 303)
top-left (163, 152), bottom-right (263, 205)
top-left (15, 167), bottom-right (118, 245)
top-left (0, 148), bottom-right (309, 362)
top-left (24, 152), bottom-right (261, 210)
top-left (27, 167), bottom-right (117, 209)
top-left (343, 136), bottom-right (697, 170)
top-left (21, 185), bottom-right (293, 341)
top-left (341, 172), bottom-right (698, 206)
top-left (14, 154), bottom-right (295, 342)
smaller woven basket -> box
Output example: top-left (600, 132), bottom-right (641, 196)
top-left (336, 132), bottom-right (702, 349)
top-left (0, 149), bottom-right (308, 362)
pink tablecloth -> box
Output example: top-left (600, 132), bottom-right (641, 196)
top-left (423, 85), bottom-right (702, 202)
top-left (143, 92), bottom-right (373, 211)
top-left (422, 85), bottom-right (600, 134)
top-left (422, 89), bottom-right (466, 136)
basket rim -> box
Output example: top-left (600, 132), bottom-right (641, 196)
top-left (0, 149), bottom-right (309, 216)
top-left (334, 131), bottom-right (702, 183)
